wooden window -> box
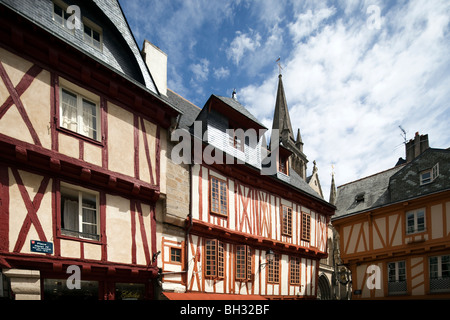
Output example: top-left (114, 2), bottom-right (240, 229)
top-left (406, 208), bottom-right (425, 234)
top-left (205, 239), bottom-right (217, 278)
top-left (387, 261), bottom-right (407, 295)
top-left (281, 205), bottom-right (293, 236)
top-left (429, 255), bottom-right (450, 293)
top-left (60, 87), bottom-right (100, 141)
top-left (278, 155), bottom-right (289, 175)
top-left (83, 19), bottom-right (103, 51)
top-left (170, 247), bottom-right (182, 263)
top-left (235, 245), bottom-right (253, 281)
top-left (228, 128), bottom-right (244, 152)
top-left (301, 212), bottom-right (311, 242)
top-left (60, 182), bottom-right (99, 241)
top-left (290, 256), bottom-right (301, 285)
top-left (52, 1), bottom-right (70, 27)
top-left (420, 163), bottom-right (439, 185)
top-left (218, 242), bottom-right (225, 278)
top-left (204, 239), bottom-right (224, 279)
top-left (210, 176), bottom-right (227, 216)
top-left (267, 253), bottom-right (280, 284)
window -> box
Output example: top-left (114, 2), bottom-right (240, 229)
top-left (301, 212), bottom-right (311, 242)
top-left (267, 253), bottom-right (280, 283)
top-left (52, 1), bottom-right (70, 28)
top-left (388, 261), bottom-right (407, 295)
top-left (281, 205), bottom-right (292, 236)
top-left (170, 248), bottom-right (182, 263)
top-left (210, 176), bottom-right (227, 216)
top-left (204, 239), bottom-right (224, 279)
top-left (60, 183), bottom-right (99, 241)
top-left (60, 88), bottom-right (100, 141)
top-left (228, 128), bottom-right (244, 152)
top-left (420, 163), bottom-right (439, 185)
top-left (83, 19), bottom-right (103, 50)
top-left (236, 245), bottom-right (253, 281)
top-left (406, 208), bottom-right (425, 234)
top-left (278, 155), bottom-right (289, 175)
top-left (290, 257), bottom-right (301, 285)
top-left (429, 255), bottom-right (450, 293)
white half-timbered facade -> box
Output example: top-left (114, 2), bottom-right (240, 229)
top-left (161, 77), bottom-right (335, 300)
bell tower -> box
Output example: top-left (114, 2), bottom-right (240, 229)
top-left (271, 74), bottom-right (308, 179)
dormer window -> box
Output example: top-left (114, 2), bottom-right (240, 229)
top-left (52, 1), bottom-right (70, 28)
top-left (355, 192), bottom-right (365, 203)
top-left (278, 155), bottom-right (289, 175)
top-left (83, 18), bottom-right (103, 51)
top-left (228, 127), bottom-right (244, 152)
top-left (420, 163), bottom-right (439, 185)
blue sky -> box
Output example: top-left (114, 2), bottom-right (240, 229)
top-left (119, 0), bottom-right (450, 199)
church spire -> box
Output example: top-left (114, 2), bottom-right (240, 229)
top-left (329, 166), bottom-right (337, 205)
top-left (272, 74), bottom-right (294, 142)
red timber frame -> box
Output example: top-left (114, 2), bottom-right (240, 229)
top-left (0, 5), bottom-right (178, 299)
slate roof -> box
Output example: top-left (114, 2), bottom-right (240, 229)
top-left (1, 0), bottom-right (158, 93)
top-left (334, 148), bottom-right (450, 220)
top-left (213, 95), bottom-right (267, 129)
top-left (334, 166), bottom-right (404, 219)
top-left (166, 89), bottom-right (201, 130)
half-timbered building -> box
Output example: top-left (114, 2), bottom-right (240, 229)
top-left (161, 75), bottom-right (335, 300)
top-left (333, 132), bottom-right (450, 299)
top-left (0, 0), bottom-right (180, 299)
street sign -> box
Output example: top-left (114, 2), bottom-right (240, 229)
top-left (30, 240), bottom-right (53, 254)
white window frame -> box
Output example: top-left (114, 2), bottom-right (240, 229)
top-left (60, 182), bottom-right (100, 241)
top-left (59, 86), bottom-right (100, 141)
top-left (429, 255), bottom-right (450, 293)
top-left (83, 18), bottom-right (103, 51)
top-left (406, 208), bottom-right (426, 235)
top-left (420, 163), bottom-right (439, 185)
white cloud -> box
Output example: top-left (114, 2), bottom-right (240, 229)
top-left (213, 66), bottom-right (230, 79)
top-left (288, 7), bottom-right (337, 43)
top-left (226, 30), bottom-right (262, 65)
top-left (189, 58), bottom-right (210, 82)
top-left (240, 0), bottom-right (450, 199)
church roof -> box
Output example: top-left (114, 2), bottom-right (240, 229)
top-left (272, 75), bottom-right (294, 141)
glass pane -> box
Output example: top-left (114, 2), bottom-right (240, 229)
top-left (442, 256), bottom-right (450, 278)
top-left (82, 192), bottom-right (96, 209)
top-left (43, 279), bottom-right (98, 300)
top-left (61, 89), bottom-right (78, 131)
top-left (84, 25), bottom-right (91, 37)
top-left (115, 283), bottom-right (145, 300)
top-left (61, 187), bottom-right (79, 232)
top-left (417, 211), bottom-right (425, 231)
top-left (82, 99), bottom-right (97, 140)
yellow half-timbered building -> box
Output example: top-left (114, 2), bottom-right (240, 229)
top-left (333, 133), bottom-right (450, 299)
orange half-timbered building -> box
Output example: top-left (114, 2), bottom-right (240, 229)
top-left (0, 0), bottom-right (180, 299)
top-left (161, 76), bottom-right (335, 300)
top-left (333, 133), bottom-right (450, 299)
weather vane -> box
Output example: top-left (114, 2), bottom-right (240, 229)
top-left (276, 57), bottom-right (283, 75)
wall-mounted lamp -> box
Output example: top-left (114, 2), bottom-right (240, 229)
top-left (260, 249), bottom-right (274, 270)
top-left (152, 250), bottom-right (161, 263)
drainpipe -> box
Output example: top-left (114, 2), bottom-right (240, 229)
top-left (184, 163), bottom-right (193, 289)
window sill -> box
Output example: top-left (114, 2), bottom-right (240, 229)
top-left (59, 230), bottom-right (102, 244)
top-left (209, 211), bottom-right (228, 218)
top-left (57, 126), bottom-right (103, 147)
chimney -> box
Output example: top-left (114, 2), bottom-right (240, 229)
top-left (142, 40), bottom-right (167, 96)
top-left (405, 132), bottom-right (429, 163)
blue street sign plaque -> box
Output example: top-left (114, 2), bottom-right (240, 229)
top-left (30, 240), bottom-right (53, 254)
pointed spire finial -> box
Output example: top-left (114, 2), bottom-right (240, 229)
top-left (276, 57), bottom-right (283, 76)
